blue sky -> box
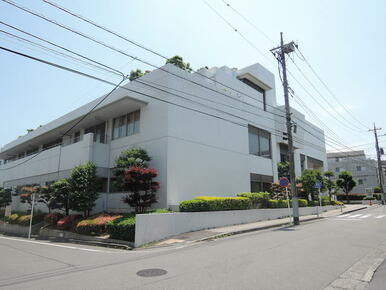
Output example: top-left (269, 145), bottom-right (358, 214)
top-left (0, 0), bottom-right (385, 158)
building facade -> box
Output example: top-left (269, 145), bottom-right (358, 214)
top-left (0, 63), bottom-right (327, 210)
top-left (327, 150), bottom-right (378, 194)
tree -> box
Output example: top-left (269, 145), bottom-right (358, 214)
top-left (166, 55), bottom-right (192, 72)
top-left (129, 69), bottom-right (145, 81)
top-left (19, 185), bottom-right (40, 211)
top-left (69, 162), bottom-right (99, 217)
top-left (374, 186), bottom-right (382, 193)
top-left (113, 148), bottom-right (151, 191)
top-left (297, 169), bottom-right (325, 201)
top-left (336, 170), bottom-right (357, 204)
top-left (323, 171), bottom-right (337, 202)
top-left (0, 187), bottom-right (12, 209)
top-left (121, 167), bottom-right (160, 213)
top-left (50, 179), bottom-right (72, 215)
top-left (277, 162), bottom-right (290, 179)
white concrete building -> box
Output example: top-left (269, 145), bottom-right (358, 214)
top-left (0, 63), bottom-right (327, 210)
top-left (327, 150), bottom-right (379, 194)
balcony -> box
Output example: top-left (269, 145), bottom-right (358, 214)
top-left (0, 133), bottom-right (109, 185)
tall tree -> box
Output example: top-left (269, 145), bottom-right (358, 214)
top-left (50, 179), bottom-right (72, 215)
top-left (0, 188), bottom-right (12, 209)
top-left (323, 171), bottom-right (336, 202)
top-left (277, 162), bottom-right (290, 179)
top-left (166, 55), bottom-right (192, 72)
top-left (113, 148), bottom-right (151, 191)
top-left (69, 162), bottom-right (99, 217)
top-left (336, 171), bottom-right (357, 204)
top-left (121, 167), bottom-right (160, 213)
top-left (297, 169), bottom-right (325, 201)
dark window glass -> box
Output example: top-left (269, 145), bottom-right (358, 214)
top-left (248, 125), bottom-right (271, 158)
top-left (240, 78), bottom-right (266, 111)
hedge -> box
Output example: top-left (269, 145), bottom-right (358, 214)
top-left (337, 194), bottom-right (366, 201)
top-left (298, 199), bottom-right (308, 207)
top-left (236, 192), bottom-right (270, 208)
top-left (44, 213), bottom-right (63, 225)
top-left (4, 213), bottom-right (45, 226)
top-left (75, 214), bottom-right (122, 236)
top-left (57, 214), bottom-right (82, 230)
top-left (331, 200), bottom-right (344, 206)
top-left (180, 196), bottom-right (251, 212)
top-left (106, 214), bottom-right (136, 242)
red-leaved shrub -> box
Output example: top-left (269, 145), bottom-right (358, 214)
top-left (56, 214), bottom-right (82, 230)
top-left (44, 213), bottom-right (63, 225)
top-left (75, 214), bottom-right (123, 235)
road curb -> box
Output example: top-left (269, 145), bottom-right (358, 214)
top-left (195, 206), bottom-right (369, 244)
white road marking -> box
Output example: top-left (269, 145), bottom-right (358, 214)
top-left (360, 215), bottom-right (372, 219)
top-left (0, 236), bottom-right (116, 253)
top-left (349, 214), bottom-right (363, 218)
top-left (338, 214), bottom-right (351, 218)
top-left (376, 215), bottom-right (386, 219)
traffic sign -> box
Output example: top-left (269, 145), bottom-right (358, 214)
top-left (279, 177), bottom-right (289, 187)
top-left (314, 180), bottom-right (322, 189)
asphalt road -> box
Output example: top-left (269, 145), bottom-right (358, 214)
top-left (1, 206), bottom-right (386, 290)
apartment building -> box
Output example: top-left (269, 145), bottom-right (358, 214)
top-left (327, 150), bottom-right (378, 194)
top-left (0, 63), bottom-right (327, 210)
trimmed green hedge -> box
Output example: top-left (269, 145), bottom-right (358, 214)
top-left (106, 214), bottom-right (136, 242)
top-left (236, 192), bottom-right (270, 208)
top-left (180, 196), bottom-right (251, 212)
top-left (298, 199), bottom-right (308, 207)
top-left (3, 213), bottom-right (45, 226)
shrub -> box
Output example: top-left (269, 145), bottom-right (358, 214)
top-left (57, 214), bottom-right (82, 230)
top-left (337, 194), bottom-right (366, 201)
top-left (308, 200), bottom-right (319, 207)
top-left (5, 213), bottom-right (20, 224)
top-left (44, 213), bottom-right (63, 225)
top-left (179, 200), bottom-right (210, 212)
top-left (298, 199), bottom-right (308, 207)
top-left (277, 199), bottom-right (290, 208)
top-left (106, 214), bottom-right (136, 242)
top-left (363, 196), bottom-right (376, 200)
top-left (268, 199), bottom-right (278, 208)
top-left (75, 214), bottom-right (123, 236)
top-left (321, 196), bottom-right (330, 206)
top-left (331, 200), bottom-right (344, 206)
top-left (236, 192), bottom-right (270, 208)
top-left (180, 196), bottom-right (251, 212)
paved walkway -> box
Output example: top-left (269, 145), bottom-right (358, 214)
top-left (148, 204), bottom-right (369, 248)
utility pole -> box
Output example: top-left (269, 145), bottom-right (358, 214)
top-left (271, 33), bottom-right (300, 225)
top-left (369, 123), bottom-right (385, 204)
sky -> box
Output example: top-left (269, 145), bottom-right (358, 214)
top-left (0, 0), bottom-right (385, 160)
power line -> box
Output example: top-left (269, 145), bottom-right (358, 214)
top-left (295, 47), bottom-right (370, 130)
top-left (0, 46), bottom-right (126, 170)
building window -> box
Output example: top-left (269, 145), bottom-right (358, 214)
top-left (293, 124), bottom-right (297, 134)
top-left (112, 110), bottom-right (140, 140)
top-left (358, 179), bottom-right (363, 185)
top-left (73, 131), bottom-right (81, 143)
top-left (86, 122), bottom-right (106, 143)
top-left (356, 166), bottom-right (362, 171)
top-left (250, 173), bottom-right (273, 192)
top-left (335, 167), bottom-right (340, 173)
top-left (248, 125), bottom-right (271, 158)
top-left (335, 157), bottom-right (339, 162)
top-left (240, 78), bottom-right (266, 111)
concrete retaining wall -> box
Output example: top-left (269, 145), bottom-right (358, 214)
top-left (0, 221), bottom-right (43, 237)
top-left (135, 206), bottom-right (340, 247)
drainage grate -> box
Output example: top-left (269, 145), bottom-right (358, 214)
top-left (136, 268), bottom-right (168, 277)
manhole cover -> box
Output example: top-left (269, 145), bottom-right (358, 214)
top-left (136, 268), bottom-right (167, 277)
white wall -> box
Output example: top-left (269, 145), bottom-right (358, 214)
top-left (135, 206), bottom-right (339, 246)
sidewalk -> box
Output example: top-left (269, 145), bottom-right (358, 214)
top-left (145, 204), bottom-right (368, 248)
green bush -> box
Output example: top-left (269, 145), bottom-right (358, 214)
top-left (179, 196), bottom-right (251, 212)
top-left (277, 199), bottom-right (290, 208)
top-left (236, 192), bottom-right (270, 208)
top-left (330, 200), bottom-right (344, 206)
top-left (298, 199), bottom-right (308, 207)
top-left (308, 200), bottom-right (319, 207)
top-left (106, 214), bottom-right (136, 242)
top-left (268, 199), bottom-right (278, 208)
top-left (321, 196), bottom-right (330, 206)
